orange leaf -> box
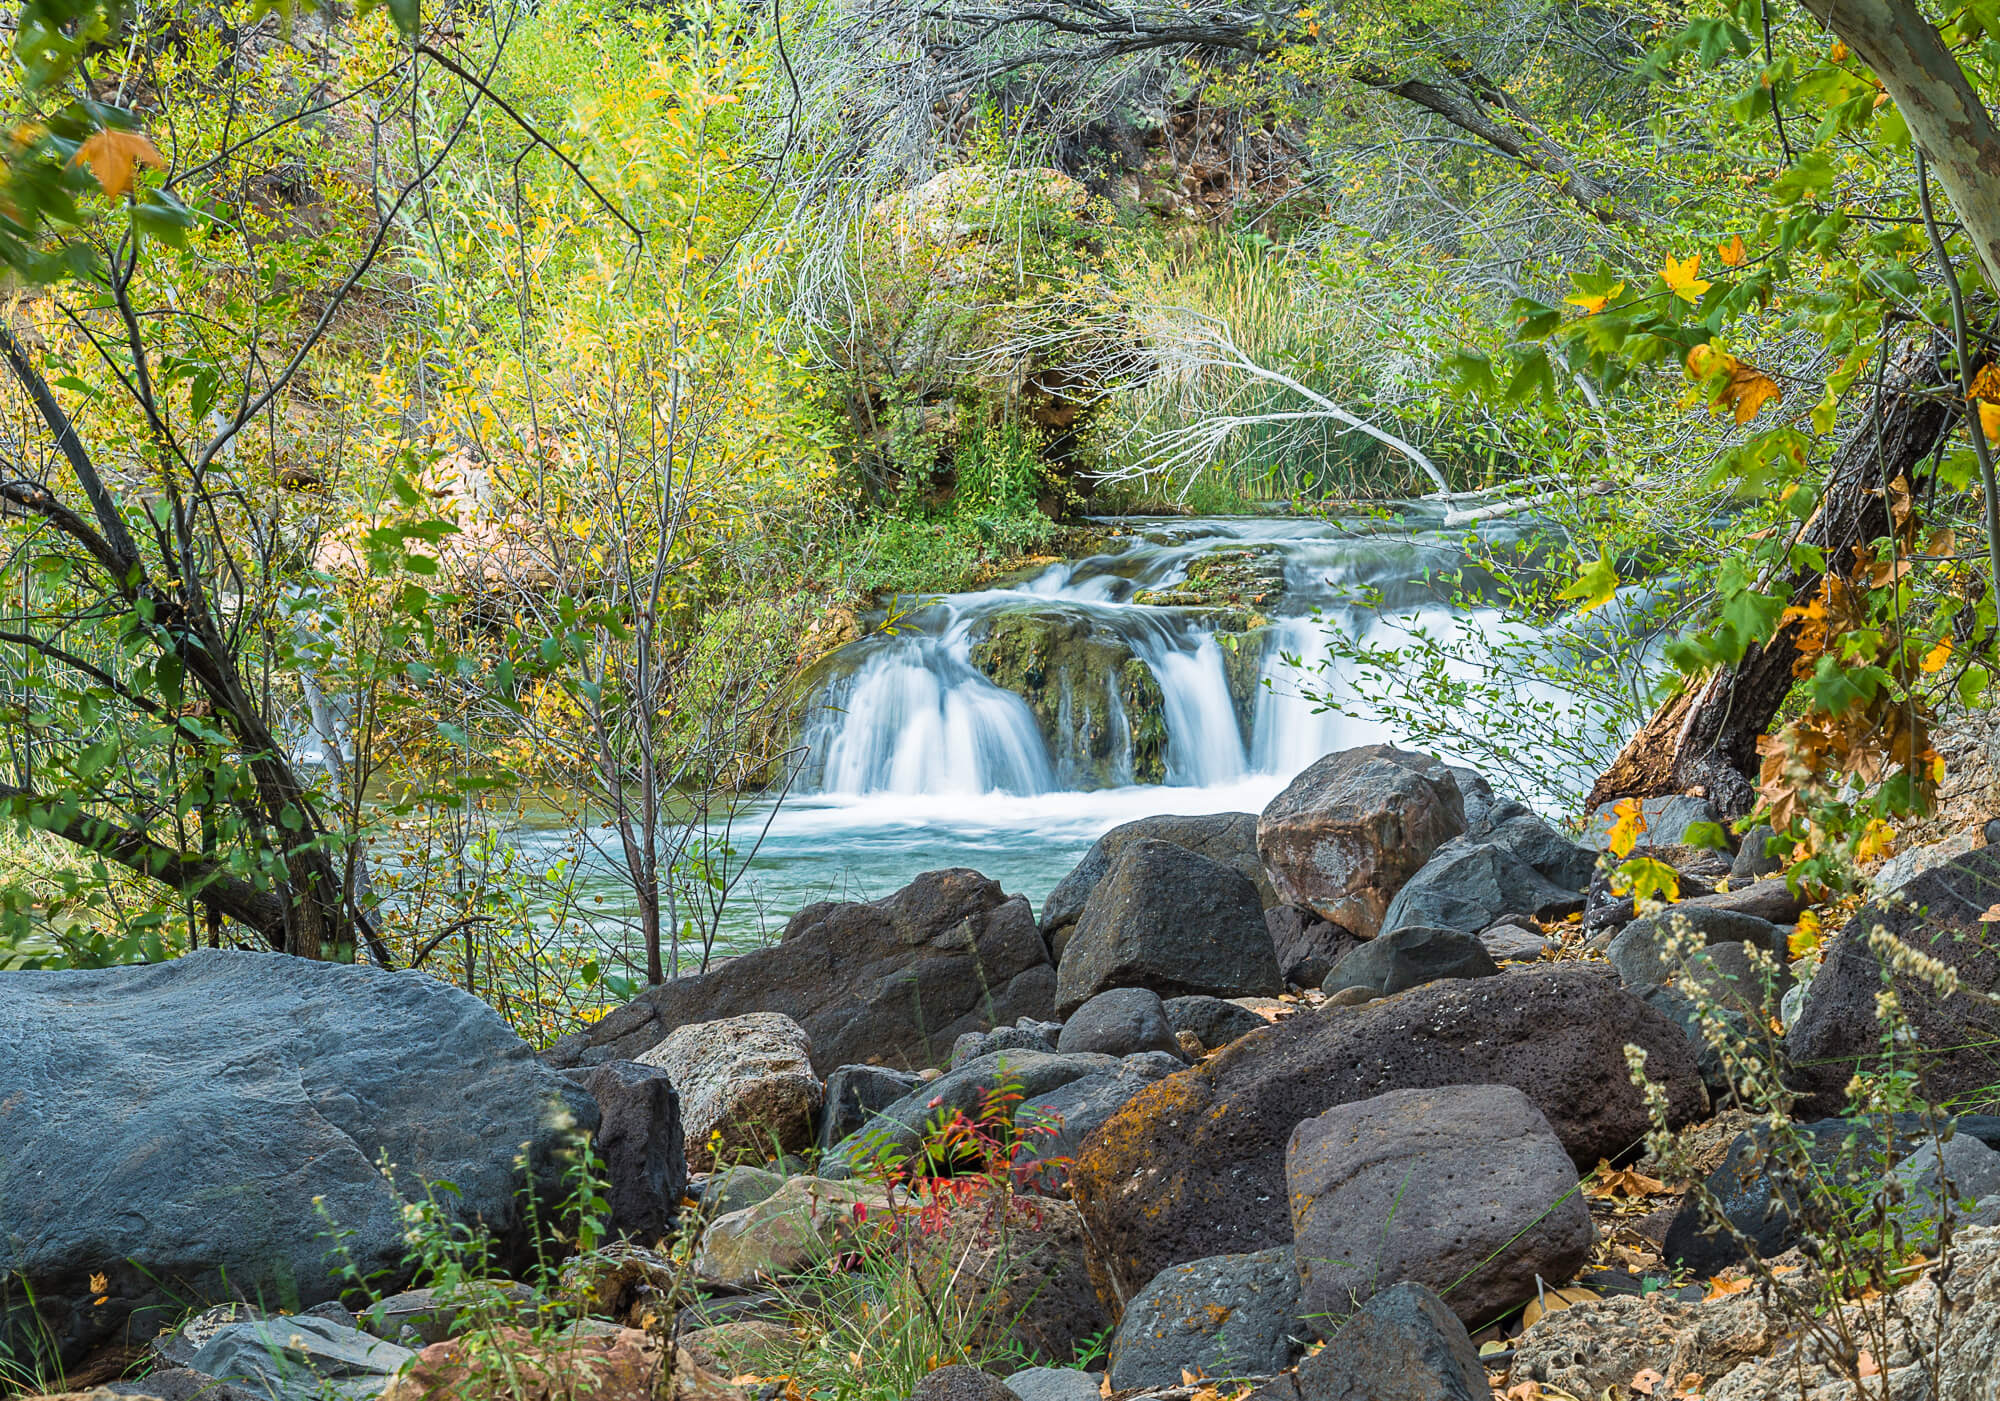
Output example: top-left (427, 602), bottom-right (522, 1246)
top-left (72, 127), bottom-right (165, 198)
top-left (1704, 1275), bottom-right (1754, 1300)
top-left (1857, 1350), bottom-right (1879, 1379)
top-left (1717, 235), bottom-right (1748, 267)
top-left (1632, 1369), bottom-right (1666, 1396)
top-left (1686, 344), bottom-right (1782, 423)
top-left (1922, 638), bottom-right (1953, 674)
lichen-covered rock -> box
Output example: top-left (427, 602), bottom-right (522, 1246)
top-left (1511, 1290), bottom-right (1782, 1399)
top-left (638, 1013), bottom-right (821, 1173)
top-left (694, 1177), bottom-right (897, 1288)
top-left (970, 609), bottom-right (1169, 788)
top-left (1069, 966), bottom-right (1706, 1304)
top-left (1257, 746), bottom-right (1466, 937)
top-left (915, 1191), bottom-right (1110, 1364)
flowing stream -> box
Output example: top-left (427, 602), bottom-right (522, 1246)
top-left (511, 508), bottom-right (1597, 959)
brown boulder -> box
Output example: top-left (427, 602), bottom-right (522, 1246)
top-left (548, 869), bottom-right (1054, 1074)
top-left (1069, 965), bottom-right (1707, 1303)
top-left (381, 1326), bottom-right (672, 1401)
top-left (1257, 746), bottom-right (1465, 937)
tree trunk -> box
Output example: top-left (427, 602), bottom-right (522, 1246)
top-left (1588, 336), bottom-right (1955, 818)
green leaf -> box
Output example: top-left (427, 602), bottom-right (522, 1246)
top-left (1960, 664), bottom-right (1991, 708)
top-left (1681, 821), bottom-right (1730, 852)
top-left (1555, 555), bottom-right (1621, 613)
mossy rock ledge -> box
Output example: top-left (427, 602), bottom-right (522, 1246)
top-left (969, 609), bottom-right (1168, 786)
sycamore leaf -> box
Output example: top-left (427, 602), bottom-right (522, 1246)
top-left (1978, 401), bottom-right (2000, 443)
top-left (1979, 903), bottom-right (2000, 924)
top-left (1663, 253), bottom-right (1711, 304)
top-left (1687, 344), bottom-right (1782, 423)
top-left (1556, 555), bottom-right (1621, 613)
top-left (1790, 909), bottom-right (1822, 957)
top-left (1564, 281), bottom-right (1623, 314)
top-left (1606, 797), bottom-right (1646, 859)
top-left (1586, 1161), bottom-right (1670, 1198)
top-left (1717, 235), bottom-right (1748, 267)
top-left (1614, 856), bottom-right (1680, 904)
top-left (1856, 818), bottom-right (1895, 864)
top-left (1520, 1286), bottom-right (1599, 1329)
top-left (72, 127), bottom-right (166, 198)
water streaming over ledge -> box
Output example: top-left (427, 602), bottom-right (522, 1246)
top-left (516, 508), bottom-right (1603, 955)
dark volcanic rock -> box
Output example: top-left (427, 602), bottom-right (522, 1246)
top-left (548, 868), bottom-right (1056, 1075)
top-left (1106, 1245), bottom-right (1305, 1388)
top-left (1164, 995), bottom-right (1271, 1051)
top-left (1294, 1282), bottom-right (1486, 1401)
top-left (1055, 839), bottom-right (1282, 1016)
top-left (0, 951), bottom-right (596, 1367)
top-left (1069, 965), bottom-right (1706, 1302)
top-left (907, 1366), bottom-right (1019, 1401)
top-left (1013, 1056), bottom-right (1185, 1190)
top-left (1788, 849), bottom-right (2000, 1116)
top-left (1257, 746), bottom-right (1466, 937)
top-left (1378, 843), bottom-right (1584, 937)
top-left (571, 1060), bottom-right (685, 1242)
top-left (1603, 906), bottom-right (1788, 987)
top-left (1056, 987), bottom-right (1183, 1059)
top-left (817, 1065), bottom-right (924, 1153)
top-left (1320, 925), bottom-right (1500, 998)
top-left (1265, 904), bottom-right (1361, 988)
top-left (1288, 1085), bottom-right (1591, 1326)
top-left (1039, 812), bottom-right (1275, 951)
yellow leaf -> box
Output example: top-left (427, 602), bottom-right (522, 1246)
top-left (1790, 908), bottom-right (1822, 957)
top-left (88, 1271), bottom-right (108, 1295)
top-left (1922, 638), bottom-right (1953, 673)
top-left (72, 127), bottom-right (165, 198)
top-left (1855, 818), bottom-right (1895, 863)
top-left (1830, 40), bottom-right (1850, 61)
top-left (1979, 902), bottom-right (2000, 924)
top-left (1980, 401), bottom-right (2000, 443)
top-left (1686, 345), bottom-right (1783, 423)
top-left (1606, 797), bottom-right (1646, 859)
top-left (1662, 253), bottom-right (1711, 304)
top-left (1520, 1285), bottom-right (1599, 1329)
top-left (1586, 1161), bottom-right (1670, 1198)
top-left (1717, 235), bottom-right (1748, 267)
top-left (1565, 282), bottom-right (1623, 314)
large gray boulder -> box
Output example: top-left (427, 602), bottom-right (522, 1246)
top-left (1603, 906), bottom-right (1787, 988)
top-left (1378, 843), bottom-right (1583, 937)
top-left (548, 868), bottom-right (1055, 1074)
top-left (1054, 839), bottom-right (1282, 1016)
top-left (1449, 813), bottom-right (1597, 893)
top-left (1320, 925), bottom-right (1499, 997)
top-left (1039, 812), bottom-right (1275, 954)
top-left (1069, 965), bottom-right (1707, 1302)
top-left (1257, 746), bottom-right (1466, 937)
top-left (637, 1012), bottom-right (821, 1173)
top-left (186, 1315), bottom-right (414, 1401)
top-left (1106, 1245), bottom-right (1305, 1388)
top-left (1056, 987), bottom-right (1182, 1059)
top-left (0, 951), bottom-right (596, 1367)
top-left (1788, 849), bottom-right (2000, 1116)
top-left (1288, 1085), bottom-right (1591, 1327)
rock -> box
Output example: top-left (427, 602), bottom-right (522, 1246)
top-left (906, 1366), bottom-right (1018, 1401)
top-left (1636, 985), bottom-right (1749, 1102)
top-left (705, 1166), bottom-right (788, 1220)
top-left (914, 1190), bottom-right (1109, 1364)
top-left (1679, 942), bottom-right (1794, 1019)
top-left (969, 609), bottom-right (1170, 790)
top-left (996, 1369), bottom-right (1096, 1401)
top-left (818, 1064), bottom-right (924, 1153)
top-left (187, 1316), bottom-right (415, 1401)
top-left (1470, 814), bottom-right (1598, 892)
top-left (571, 1060), bottom-right (685, 1241)
top-left (1789, 847), bottom-right (2000, 1116)
top-left (1510, 1289), bottom-right (1782, 1399)
top-left (1105, 1245), bottom-right (1304, 1388)
top-left (357, 1284), bottom-right (539, 1347)
top-left (1264, 905), bottom-right (1361, 988)
top-left (694, 1176), bottom-right (896, 1287)
top-left (550, 869), bottom-right (1055, 1074)
top-left (380, 1326), bottom-right (667, 1401)
top-left (1055, 839), bottom-right (1282, 1015)
top-left (1293, 1282), bottom-right (1485, 1401)
top-left (1578, 795), bottom-right (1723, 851)
top-left (1478, 924), bottom-right (1550, 963)
top-left (818, 1050), bottom-right (1120, 1179)
top-left (1869, 829), bottom-right (1981, 896)
top-left (680, 1320), bottom-right (792, 1376)
top-left (150, 1304), bottom-right (268, 1371)
top-left (952, 1025), bottom-right (1057, 1068)
top-left (638, 1012), bottom-right (821, 1173)
top-left (90, 1369), bottom-right (261, 1401)
top-left (1013, 1056), bottom-right (1186, 1190)
top-left (1447, 768), bottom-right (1500, 832)
top-left (1686, 879), bottom-right (1806, 925)
top-left (1887, 1134), bottom-right (2000, 1244)
top-left (554, 1243), bottom-right (679, 1329)
top-left (1287, 1085), bottom-right (1592, 1327)
top-left (1258, 746), bottom-right (1466, 937)
top-left (1730, 825), bottom-right (1782, 881)
top-left (1320, 926), bottom-right (1499, 997)
top-left (0, 952), bottom-right (596, 1368)
top-left (1069, 966), bottom-right (1706, 1302)
top-left (1056, 988), bottom-right (1183, 1059)
top-left (1602, 905), bottom-right (1788, 985)
top-left (1377, 843), bottom-right (1584, 937)
top-left (1039, 813), bottom-right (1275, 949)
top-left (1163, 995), bottom-right (1271, 1050)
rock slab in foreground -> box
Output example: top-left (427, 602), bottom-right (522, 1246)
top-left (552, 868), bottom-right (1055, 1074)
top-left (1055, 838), bottom-right (1282, 1016)
top-left (1287, 1084), bottom-right (1591, 1326)
top-left (1257, 746), bottom-right (1466, 937)
top-left (1294, 1282), bottom-right (1486, 1401)
top-left (1069, 965), bottom-right (1706, 1303)
top-left (0, 951), bottom-right (596, 1366)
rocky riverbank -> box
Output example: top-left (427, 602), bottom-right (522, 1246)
top-left (9, 743), bottom-right (2000, 1401)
